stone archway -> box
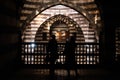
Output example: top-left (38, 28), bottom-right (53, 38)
top-left (35, 14), bottom-right (84, 43)
top-left (22, 4), bottom-right (98, 43)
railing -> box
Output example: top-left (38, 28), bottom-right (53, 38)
top-left (21, 42), bottom-right (99, 66)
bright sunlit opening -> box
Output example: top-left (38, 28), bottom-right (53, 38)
top-left (31, 43), bottom-right (36, 48)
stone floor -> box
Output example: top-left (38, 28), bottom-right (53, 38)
top-left (3, 66), bottom-right (120, 80)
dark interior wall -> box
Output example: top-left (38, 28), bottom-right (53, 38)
top-left (96, 0), bottom-right (120, 65)
top-left (103, 1), bottom-right (119, 65)
top-left (0, 0), bottom-right (20, 74)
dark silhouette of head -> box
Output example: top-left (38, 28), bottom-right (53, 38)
top-left (70, 35), bottom-right (76, 41)
top-left (51, 35), bottom-right (56, 39)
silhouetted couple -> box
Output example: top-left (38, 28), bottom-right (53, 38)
top-left (46, 35), bottom-right (78, 79)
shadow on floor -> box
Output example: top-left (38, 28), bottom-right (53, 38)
top-left (4, 67), bottom-right (120, 80)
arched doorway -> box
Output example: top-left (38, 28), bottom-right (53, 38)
top-left (22, 4), bottom-right (99, 43)
top-left (35, 14), bottom-right (84, 43)
top-left (21, 4), bottom-right (100, 65)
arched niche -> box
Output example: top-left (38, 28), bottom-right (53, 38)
top-left (35, 14), bottom-right (85, 43)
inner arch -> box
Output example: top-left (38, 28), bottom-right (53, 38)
top-left (35, 14), bottom-right (85, 43)
top-left (22, 4), bottom-right (97, 43)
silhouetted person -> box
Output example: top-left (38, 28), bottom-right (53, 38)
top-left (63, 35), bottom-right (78, 77)
top-left (47, 35), bottom-right (58, 79)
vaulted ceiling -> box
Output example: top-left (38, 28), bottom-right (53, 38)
top-left (18, 0), bottom-right (102, 43)
top-left (19, 0), bottom-right (102, 30)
